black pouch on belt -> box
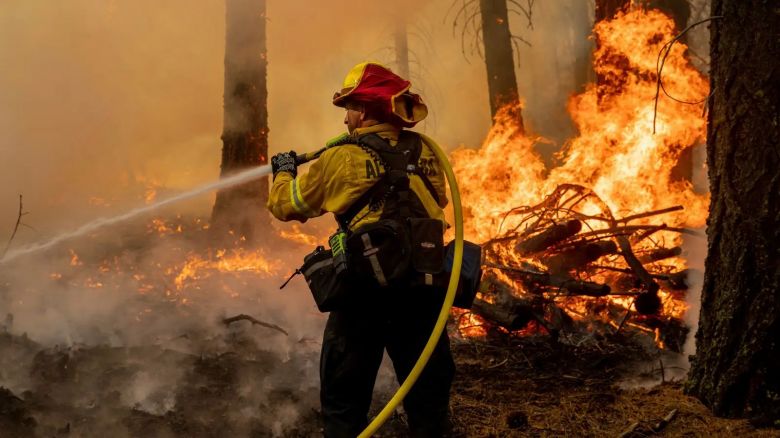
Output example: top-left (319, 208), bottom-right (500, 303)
top-left (301, 246), bottom-right (354, 312)
top-left (408, 217), bottom-right (446, 287)
top-left (346, 219), bottom-right (411, 288)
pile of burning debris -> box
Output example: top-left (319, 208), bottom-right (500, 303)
top-left (456, 184), bottom-right (697, 351)
top-left (444, 9), bottom-right (712, 351)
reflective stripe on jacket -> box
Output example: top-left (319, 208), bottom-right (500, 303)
top-left (267, 123), bottom-right (448, 231)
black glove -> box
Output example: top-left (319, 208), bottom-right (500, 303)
top-left (271, 151), bottom-right (298, 179)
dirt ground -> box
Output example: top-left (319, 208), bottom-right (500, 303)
top-left (1, 325), bottom-right (778, 438)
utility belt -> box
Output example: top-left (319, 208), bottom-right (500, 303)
top-left (300, 217), bottom-right (482, 313)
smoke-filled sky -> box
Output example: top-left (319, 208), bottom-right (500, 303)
top-left (0, 0), bottom-right (596, 242)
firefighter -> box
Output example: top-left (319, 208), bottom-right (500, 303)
top-left (267, 62), bottom-right (455, 437)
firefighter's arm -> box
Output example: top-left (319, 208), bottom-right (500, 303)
top-left (267, 147), bottom-right (364, 221)
top-left (267, 171), bottom-right (315, 222)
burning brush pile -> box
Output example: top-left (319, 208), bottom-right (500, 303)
top-left (449, 9), bottom-right (709, 351)
top-left (467, 184), bottom-right (696, 351)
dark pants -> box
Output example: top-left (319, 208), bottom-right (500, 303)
top-left (320, 286), bottom-right (455, 438)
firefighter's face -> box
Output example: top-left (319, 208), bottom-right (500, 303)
top-left (344, 101), bottom-right (364, 134)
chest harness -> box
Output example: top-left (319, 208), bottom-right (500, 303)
top-left (335, 130), bottom-right (441, 232)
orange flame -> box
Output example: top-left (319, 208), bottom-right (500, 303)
top-left (450, 9), bottom-right (707, 338)
top-left (451, 9), bottom-right (708, 243)
top-left (173, 248), bottom-right (282, 291)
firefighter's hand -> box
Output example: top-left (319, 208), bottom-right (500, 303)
top-left (271, 151), bottom-right (298, 180)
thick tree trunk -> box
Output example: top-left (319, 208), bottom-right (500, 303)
top-left (479, 0), bottom-right (523, 131)
top-left (394, 18), bottom-right (410, 80)
top-left (686, 0), bottom-right (780, 426)
top-left (211, 0), bottom-right (269, 242)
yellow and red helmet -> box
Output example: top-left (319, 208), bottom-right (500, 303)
top-left (332, 62), bottom-right (428, 128)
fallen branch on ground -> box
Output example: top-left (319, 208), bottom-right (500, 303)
top-left (223, 314), bottom-right (288, 336)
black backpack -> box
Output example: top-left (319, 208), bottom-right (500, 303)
top-left (298, 131), bottom-right (480, 312)
top-left (336, 131), bottom-right (446, 288)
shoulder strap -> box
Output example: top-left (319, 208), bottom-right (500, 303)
top-left (335, 133), bottom-right (398, 230)
top-left (335, 131), bottom-right (439, 230)
top-left (400, 131), bottom-right (441, 206)
top-left (364, 131), bottom-right (440, 206)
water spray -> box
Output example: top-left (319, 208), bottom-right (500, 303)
top-left (0, 134), bottom-right (353, 264)
top-left (0, 164), bottom-right (273, 264)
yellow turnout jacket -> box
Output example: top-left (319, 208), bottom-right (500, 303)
top-left (267, 123), bottom-right (447, 231)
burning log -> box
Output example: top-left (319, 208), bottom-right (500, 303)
top-left (471, 297), bottom-right (534, 331)
top-left (515, 219), bottom-right (582, 255)
top-left (543, 240), bottom-right (618, 274)
top-left (486, 262), bottom-right (611, 296)
top-left (637, 246), bottom-right (682, 263)
top-left (558, 278), bottom-right (611, 297)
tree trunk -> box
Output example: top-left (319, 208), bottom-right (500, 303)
top-left (394, 18), bottom-right (410, 80)
top-left (594, 0), bottom-right (630, 22)
top-left (593, 0), bottom-right (630, 103)
top-left (686, 0), bottom-right (780, 426)
top-left (211, 0), bottom-right (269, 243)
top-left (479, 0), bottom-right (523, 131)
top-left (644, 0), bottom-right (690, 37)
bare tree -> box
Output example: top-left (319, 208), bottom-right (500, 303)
top-left (595, 0), bottom-right (630, 22)
top-left (211, 0), bottom-right (269, 242)
top-left (643, 0), bottom-right (691, 38)
top-left (686, 0), bottom-right (779, 426)
top-left (594, 0), bottom-right (630, 102)
top-left (448, 0), bottom-right (534, 130)
top-left (394, 17), bottom-right (411, 80)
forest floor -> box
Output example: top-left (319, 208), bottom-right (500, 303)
top-left (0, 216), bottom-right (775, 437)
top-left (1, 326), bottom-right (778, 438)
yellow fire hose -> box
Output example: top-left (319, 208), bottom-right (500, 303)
top-left (298, 133), bottom-right (464, 437)
top-left (358, 133), bottom-right (463, 437)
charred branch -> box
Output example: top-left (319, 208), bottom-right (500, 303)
top-left (637, 246), bottom-right (682, 263)
top-left (515, 219), bottom-right (582, 255)
top-left (2, 195), bottom-right (31, 259)
top-left (222, 314), bottom-right (288, 336)
top-left (544, 240), bottom-right (618, 274)
top-left (485, 263), bottom-right (611, 297)
top-left (471, 297), bottom-right (534, 331)
top-left (615, 235), bottom-right (659, 295)
top-left (617, 205), bottom-right (683, 223)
